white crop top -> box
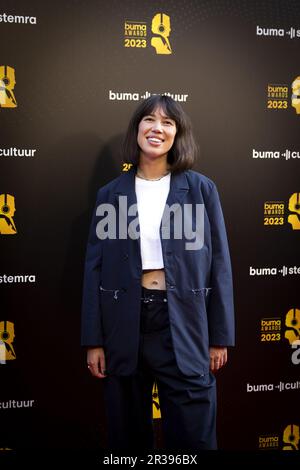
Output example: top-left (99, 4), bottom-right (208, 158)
top-left (135, 173), bottom-right (171, 269)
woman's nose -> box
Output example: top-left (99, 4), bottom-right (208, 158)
top-left (151, 120), bottom-right (163, 132)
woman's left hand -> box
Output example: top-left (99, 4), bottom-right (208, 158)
top-left (209, 346), bottom-right (228, 372)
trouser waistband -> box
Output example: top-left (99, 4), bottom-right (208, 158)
top-left (141, 286), bottom-right (168, 303)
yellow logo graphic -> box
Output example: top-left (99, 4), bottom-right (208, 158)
top-left (0, 66), bottom-right (17, 108)
top-left (291, 76), bottom-right (300, 114)
top-left (0, 321), bottom-right (16, 363)
top-left (152, 381), bottom-right (161, 419)
top-left (283, 424), bottom-right (299, 450)
top-left (0, 194), bottom-right (17, 235)
top-left (151, 13), bottom-right (172, 55)
top-left (284, 308), bottom-right (300, 345)
top-left (288, 193), bottom-right (300, 230)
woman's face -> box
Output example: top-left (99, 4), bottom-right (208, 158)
top-left (137, 106), bottom-right (177, 161)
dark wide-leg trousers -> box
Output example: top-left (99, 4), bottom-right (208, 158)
top-left (103, 287), bottom-right (217, 451)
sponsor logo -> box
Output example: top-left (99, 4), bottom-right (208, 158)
top-left (258, 424), bottom-right (300, 451)
top-left (249, 265), bottom-right (300, 277)
top-left (256, 25), bottom-right (300, 39)
top-left (152, 382), bottom-right (161, 419)
top-left (285, 309), bottom-right (300, 365)
top-left (0, 13), bottom-right (37, 24)
top-left (283, 424), bottom-right (299, 450)
top-left (0, 321), bottom-right (16, 364)
top-left (260, 318), bottom-right (281, 342)
top-left (258, 435), bottom-right (279, 449)
top-left (266, 77), bottom-right (300, 113)
top-left (292, 76), bottom-right (300, 114)
top-left (263, 193), bottom-right (300, 229)
top-left (109, 90), bottom-right (188, 102)
top-left (259, 309), bottom-right (300, 365)
top-left (0, 148), bottom-right (37, 158)
top-left (0, 274), bottom-right (36, 284)
top-left (252, 148), bottom-right (300, 161)
top-left (288, 193), bottom-right (300, 230)
top-left (0, 194), bottom-right (17, 235)
top-left (124, 20), bottom-right (147, 49)
top-left (151, 13), bottom-right (172, 55)
top-left (0, 400), bottom-right (35, 409)
top-left (0, 66), bottom-right (17, 108)
top-left (247, 381), bottom-right (300, 393)
top-left (124, 12), bottom-right (172, 54)
top-left (266, 83), bottom-right (288, 110)
top-left (263, 201), bottom-right (284, 226)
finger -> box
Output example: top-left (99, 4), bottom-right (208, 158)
top-left (88, 362), bottom-right (105, 379)
top-left (210, 357), bottom-right (218, 372)
top-left (99, 354), bottom-right (107, 377)
top-left (213, 356), bottom-right (222, 370)
top-left (220, 351), bottom-right (227, 368)
top-left (224, 349), bottom-right (228, 364)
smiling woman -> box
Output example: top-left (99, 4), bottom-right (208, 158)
top-left (81, 95), bottom-right (235, 451)
top-left (137, 108), bottom-right (177, 162)
top-left (123, 94), bottom-right (198, 174)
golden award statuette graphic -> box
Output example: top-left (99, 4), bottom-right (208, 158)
top-left (152, 381), bottom-right (161, 419)
top-left (0, 66), bottom-right (17, 108)
top-left (284, 308), bottom-right (300, 345)
top-left (0, 194), bottom-right (17, 235)
top-left (283, 424), bottom-right (299, 450)
top-left (288, 193), bottom-right (300, 230)
top-left (291, 76), bottom-right (300, 114)
top-left (0, 321), bottom-right (16, 364)
top-left (151, 13), bottom-right (172, 55)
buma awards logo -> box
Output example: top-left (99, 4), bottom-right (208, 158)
top-left (283, 424), bottom-right (299, 450)
top-left (267, 76), bottom-right (300, 114)
top-left (292, 76), bottom-right (300, 114)
top-left (151, 13), bottom-right (172, 54)
top-left (263, 193), bottom-right (300, 229)
top-left (124, 12), bottom-right (172, 54)
top-left (0, 66), bottom-right (17, 108)
top-left (258, 424), bottom-right (299, 450)
top-left (288, 193), bottom-right (300, 230)
top-left (285, 308), bottom-right (300, 365)
top-left (152, 381), bottom-right (161, 419)
top-left (0, 321), bottom-right (16, 364)
top-left (0, 194), bottom-right (17, 234)
top-left (259, 308), bottom-right (300, 365)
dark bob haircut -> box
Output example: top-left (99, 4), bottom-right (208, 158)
top-left (122, 95), bottom-right (198, 173)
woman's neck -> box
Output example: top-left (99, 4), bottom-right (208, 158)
top-left (137, 157), bottom-right (170, 180)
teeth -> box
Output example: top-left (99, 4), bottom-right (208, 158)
top-left (148, 137), bottom-right (163, 143)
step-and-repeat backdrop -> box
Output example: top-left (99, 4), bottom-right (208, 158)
top-left (1, 0), bottom-right (299, 451)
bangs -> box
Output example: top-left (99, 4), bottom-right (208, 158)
top-left (138, 95), bottom-right (183, 128)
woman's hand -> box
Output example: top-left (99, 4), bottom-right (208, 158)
top-left (87, 347), bottom-right (107, 379)
top-left (209, 346), bottom-right (227, 372)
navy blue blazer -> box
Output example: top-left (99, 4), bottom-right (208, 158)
top-left (81, 167), bottom-right (235, 376)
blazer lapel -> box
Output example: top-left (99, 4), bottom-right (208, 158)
top-left (113, 167), bottom-right (140, 248)
top-left (162, 170), bottom-right (189, 229)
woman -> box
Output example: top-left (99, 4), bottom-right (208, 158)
top-left (81, 95), bottom-right (235, 451)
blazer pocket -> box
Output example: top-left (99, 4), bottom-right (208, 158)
top-left (189, 287), bottom-right (212, 309)
top-left (190, 287), bottom-right (212, 297)
top-left (99, 285), bottom-right (127, 300)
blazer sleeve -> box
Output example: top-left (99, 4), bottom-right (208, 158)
top-left (206, 182), bottom-right (235, 346)
top-left (81, 189), bottom-right (104, 346)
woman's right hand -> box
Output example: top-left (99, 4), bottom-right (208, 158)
top-left (87, 347), bottom-right (107, 379)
